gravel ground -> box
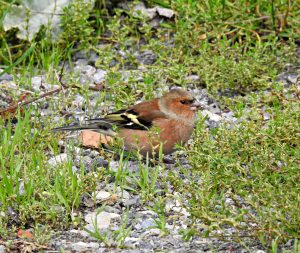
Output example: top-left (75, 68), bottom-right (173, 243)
top-left (1, 46), bottom-right (298, 252)
top-left (0, 3), bottom-right (299, 252)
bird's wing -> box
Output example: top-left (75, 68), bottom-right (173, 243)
top-left (89, 99), bottom-right (167, 131)
top-left (53, 99), bottom-right (167, 133)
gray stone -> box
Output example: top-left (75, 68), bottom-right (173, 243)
top-left (287, 74), bottom-right (299, 84)
top-left (124, 237), bottom-right (141, 246)
top-left (87, 51), bottom-right (99, 65)
top-left (7, 206), bottom-right (18, 222)
top-left (126, 160), bottom-right (140, 173)
top-left (0, 99), bottom-right (8, 108)
top-left (149, 17), bottom-right (161, 28)
top-left (82, 156), bottom-right (93, 167)
top-left (284, 63), bottom-right (294, 71)
top-left (95, 157), bottom-right (109, 168)
top-left (123, 195), bottom-right (140, 207)
top-left (79, 75), bottom-right (93, 85)
top-left (92, 69), bottom-right (107, 84)
top-left (75, 58), bottom-right (88, 67)
top-left (146, 228), bottom-right (161, 235)
top-left (109, 59), bottom-right (117, 67)
top-left (82, 149), bottom-right (92, 156)
top-left (0, 72), bottom-right (13, 81)
top-left (185, 74), bottom-right (200, 83)
top-left (140, 218), bottom-right (156, 229)
top-left (263, 112), bottom-right (271, 121)
top-left (76, 156), bottom-right (107, 172)
top-left (96, 248), bottom-right (107, 253)
top-left (109, 160), bottom-right (119, 172)
top-left (284, 239), bottom-right (294, 247)
top-left (137, 50), bottom-right (157, 65)
top-left (72, 94), bottom-right (85, 107)
top-left (222, 111), bottom-right (237, 122)
top-left (18, 180), bottom-right (25, 196)
top-left (89, 150), bottom-right (100, 158)
top-left (73, 50), bottom-right (87, 60)
top-left (116, 187), bottom-right (130, 201)
top-left (103, 206), bottom-right (121, 214)
top-left (133, 3), bottom-right (175, 19)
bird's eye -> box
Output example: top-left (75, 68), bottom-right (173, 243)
top-left (180, 100), bottom-right (187, 104)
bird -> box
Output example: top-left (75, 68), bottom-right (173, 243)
top-left (53, 88), bottom-right (203, 157)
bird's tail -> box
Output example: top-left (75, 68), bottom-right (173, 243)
top-left (52, 120), bottom-right (117, 137)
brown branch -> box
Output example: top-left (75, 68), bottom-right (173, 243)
top-left (213, 14), bottom-right (285, 25)
top-left (0, 86), bottom-right (63, 114)
top-left (0, 82), bottom-right (105, 115)
top-left (0, 54), bottom-right (105, 116)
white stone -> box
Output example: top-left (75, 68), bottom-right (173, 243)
top-left (133, 3), bottom-right (156, 19)
top-left (84, 211), bottom-right (120, 231)
top-left (201, 110), bottom-right (223, 122)
top-left (287, 74), bottom-right (299, 84)
top-left (81, 65), bottom-right (96, 76)
top-left (0, 245), bottom-right (6, 253)
top-left (156, 7), bottom-right (175, 18)
top-left (47, 153), bottom-right (68, 167)
top-left (69, 228), bottom-right (90, 237)
top-left (116, 187), bottom-right (130, 200)
top-left (124, 237), bottom-right (141, 243)
top-left (185, 74), bottom-right (200, 83)
top-left (70, 241), bottom-right (100, 252)
top-left (94, 191), bottom-right (111, 201)
top-left (93, 69), bottom-right (106, 84)
top-left (31, 76), bottom-right (44, 91)
top-left (147, 228), bottom-right (161, 235)
top-left (138, 210), bottom-right (156, 216)
top-left (133, 3), bottom-right (175, 19)
top-left (72, 94), bottom-right (85, 107)
top-left (109, 161), bottom-right (119, 172)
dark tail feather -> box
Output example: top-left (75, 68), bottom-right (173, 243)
top-left (52, 124), bottom-right (96, 132)
top-left (52, 122), bottom-right (117, 136)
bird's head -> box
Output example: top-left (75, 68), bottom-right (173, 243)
top-left (160, 88), bottom-right (204, 120)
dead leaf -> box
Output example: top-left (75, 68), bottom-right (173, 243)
top-left (89, 83), bottom-right (105, 91)
top-left (79, 130), bottom-right (113, 148)
top-left (198, 34), bottom-right (207, 40)
top-left (17, 229), bottom-right (34, 239)
top-left (0, 92), bottom-right (30, 120)
top-left (103, 194), bottom-right (118, 205)
top-left (8, 239), bottom-right (49, 252)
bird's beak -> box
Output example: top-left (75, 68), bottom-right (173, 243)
top-left (190, 101), bottom-right (205, 111)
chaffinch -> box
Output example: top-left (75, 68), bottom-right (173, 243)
top-left (53, 88), bottom-right (203, 156)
